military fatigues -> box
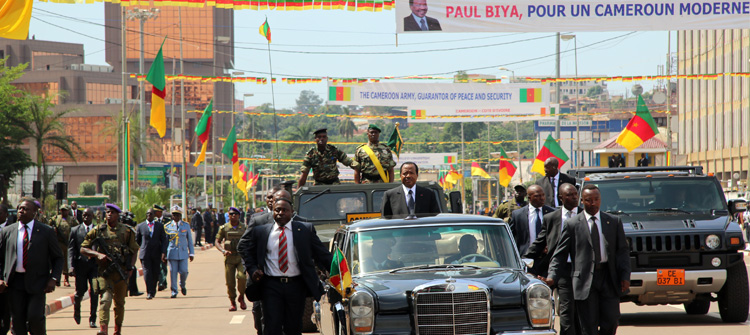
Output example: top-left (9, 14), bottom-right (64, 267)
top-left (492, 201), bottom-right (527, 221)
top-left (81, 223), bottom-right (139, 327)
top-left (216, 222), bottom-right (247, 300)
top-left (51, 215), bottom-right (78, 275)
top-left (355, 142), bottom-right (396, 183)
top-left (301, 144), bottom-right (357, 185)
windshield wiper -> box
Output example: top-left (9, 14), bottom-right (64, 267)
top-left (303, 188), bottom-right (330, 204)
top-left (648, 208), bottom-right (692, 214)
top-left (605, 210), bottom-right (630, 215)
top-left (389, 264), bottom-right (480, 273)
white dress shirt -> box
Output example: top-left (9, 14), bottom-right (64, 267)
top-left (561, 207), bottom-right (578, 233)
top-left (527, 206), bottom-right (544, 246)
top-left (265, 222), bottom-right (300, 277)
top-left (16, 220), bottom-right (35, 273)
top-left (583, 211), bottom-right (608, 262)
top-left (402, 184), bottom-right (416, 207)
top-left (0, 220), bottom-right (7, 229)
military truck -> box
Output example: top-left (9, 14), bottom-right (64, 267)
top-left (568, 166), bottom-right (748, 322)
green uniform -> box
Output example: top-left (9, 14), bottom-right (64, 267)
top-left (354, 142), bottom-right (396, 183)
top-left (301, 144), bottom-right (357, 185)
top-left (492, 200), bottom-right (527, 221)
top-left (216, 222), bottom-right (247, 300)
top-left (51, 215), bottom-right (78, 275)
top-left (81, 223), bottom-right (139, 327)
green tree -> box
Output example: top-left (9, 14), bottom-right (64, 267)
top-left (186, 177), bottom-right (204, 198)
top-left (0, 58), bottom-right (34, 204)
top-left (100, 111), bottom-right (158, 192)
top-left (295, 90), bottom-right (323, 114)
top-left (337, 107), bottom-right (357, 140)
top-left (78, 182), bottom-right (97, 196)
top-left (280, 121), bottom-right (315, 155)
top-left (130, 187), bottom-right (176, 222)
top-left (586, 85), bottom-right (603, 98)
top-left (102, 180), bottom-right (118, 201)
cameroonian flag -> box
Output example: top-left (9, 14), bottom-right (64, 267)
top-left (520, 88), bottom-right (542, 103)
top-left (0, 0), bottom-right (33, 40)
top-left (146, 39), bottom-right (167, 138)
top-left (616, 95), bottom-right (659, 152)
top-left (386, 124), bottom-right (403, 158)
top-left (411, 109), bottom-right (425, 119)
top-left (329, 247), bottom-right (352, 298)
top-left (437, 170), bottom-right (446, 188)
top-left (328, 86), bottom-right (351, 101)
top-left (222, 125), bottom-right (240, 185)
top-left (498, 147), bottom-right (517, 188)
top-left (445, 164), bottom-right (462, 185)
top-left (193, 99), bottom-right (213, 167)
top-left (259, 18), bottom-right (271, 43)
top-left (471, 162), bottom-right (491, 179)
top-left (531, 134), bottom-right (569, 176)
top-left (444, 156), bottom-right (455, 164)
top-left (238, 162), bottom-right (249, 200)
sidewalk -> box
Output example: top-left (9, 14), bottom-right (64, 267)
top-left (44, 243), bottom-right (214, 316)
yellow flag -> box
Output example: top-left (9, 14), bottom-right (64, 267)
top-left (0, 0), bottom-right (33, 40)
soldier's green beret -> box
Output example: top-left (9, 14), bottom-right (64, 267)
top-left (153, 204), bottom-right (165, 211)
top-left (368, 124), bottom-right (381, 132)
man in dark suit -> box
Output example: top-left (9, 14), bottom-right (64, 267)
top-left (69, 208), bottom-right (99, 328)
top-left (535, 157), bottom-right (576, 208)
top-left (381, 162), bottom-right (441, 217)
top-left (548, 184), bottom-right (631, 335)
top-left (508, 185), bottom-right (554, 256)
top-left (70, 201), bottom-right (83, 223)
top-left (403, 0), bottom-right (441, 31)
top-left (0, 199), bottom-right (63, 335)
top-left (135, 209), bottom-right (167, 299)
top-left (203, 204), bottom-right (215, 245)
top-left (242, 198), bottom-right (332, 335)
top-left (525, 183), bottom-right (580, 335)
top-left (0, 205), bottom-right (9, 335)
top-left (191, 207), bottom-right (204, 247)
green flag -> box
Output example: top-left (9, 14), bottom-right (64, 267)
top-left (386, 124), bottom-right (403, 158)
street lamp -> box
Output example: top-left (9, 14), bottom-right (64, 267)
top-left (127, 7), bottom-right (159, 171)
top-left (498, 67), bottom-right (515, 83)
top-left (560, 34), bottom-right (580, 167)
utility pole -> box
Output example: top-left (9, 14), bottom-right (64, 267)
top-left (179, 7), bottom-right (187, 216)
top-left (555, 32), bottom-right (561, 140)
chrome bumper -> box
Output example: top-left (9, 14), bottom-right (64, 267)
top-left (628, 269), bottom-right (727, 304)
top-left (498, 330), bottom-right (556, 334)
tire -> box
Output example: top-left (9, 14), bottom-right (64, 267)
top-left (302, 297), bottom-right (318, 332)
top-left (683, 299), bottom-right (710, 315)
top-left (718, 263), bottom-right (750, 323)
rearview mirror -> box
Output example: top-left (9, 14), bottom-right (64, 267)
top-left (449, 191), bottom-right (463, 213)
top-left (728, 199), bottom-right (747, 216)
top-left (522, 258), bottom-right (534, 270)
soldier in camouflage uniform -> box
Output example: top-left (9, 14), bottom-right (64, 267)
top-left (215, 206), bottom-right (247, 311)
top-left (81, 204), bottom-right (139, 335)
top-left (51, 204), bottom-right (79, 287)
top-left (298, 128), bottom-right (358, 187)
top-left (493, 185), bottom-right (528, 221)
top-left (354, 124), bottom-right (396, 184)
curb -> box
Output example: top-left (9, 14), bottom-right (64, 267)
top-left (45, 244), bottom-right (214, 317)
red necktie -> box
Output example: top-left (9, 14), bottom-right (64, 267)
top-left (22, 224), bottom-right (29, 270)
top-left (278, 227), bottom-right (288, 273)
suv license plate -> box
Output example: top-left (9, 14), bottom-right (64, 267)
top-left (656, 269), bottom-right (685, 285)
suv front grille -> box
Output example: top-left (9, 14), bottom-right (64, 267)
top-left (414, 290), bottom-right (489, 335)
top-left (628, 234), bottom-right (702, 252)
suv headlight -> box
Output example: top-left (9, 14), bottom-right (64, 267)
top-left (349, 290), bottom-right (374, 334)
top-left (526, 283), bottom-right (553, 328)
top-left (705, 234), bottom-right (720, 249)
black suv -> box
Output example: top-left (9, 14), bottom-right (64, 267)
top-left (568, 166), bottom-right (748, 322)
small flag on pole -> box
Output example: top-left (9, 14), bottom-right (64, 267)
top-left (531, 135), bottom-right (569, 176)
top-left (616, 95), bottom-right (659, 152)
top-left (497, 147), bottom-right (517, 188)
top-left (471, 162), bottom-right (491, 179)
top-left (193, 99), bottom-right (213, 166)
top-left (259, 18), bottom-right (271, 43)
top-left (386, 123), bottom-right (404, 158)
top-left (146, 38), bottom-right (167, 138)
top-left (329, 247), bottom-right (352, 298)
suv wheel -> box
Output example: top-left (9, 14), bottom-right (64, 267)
top-left (683, 299), bottom-right (710, 315)
top-left (718, 263), bottom-right (750, 322)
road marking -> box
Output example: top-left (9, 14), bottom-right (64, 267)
top-left (230, 315), bottom-right (245, 324)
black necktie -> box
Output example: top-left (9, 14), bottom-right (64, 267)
top-left (549, 176), bottom-right (558, 206)
top-left (591, 217), bottom-right (602, 264)
top-left (407, 190), bottom-right (415, 214)
top-left (535, 208), bottom-right (542, 236)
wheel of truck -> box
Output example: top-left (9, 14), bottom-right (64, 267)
top-left (683, 299), bottom-right (710, 315)
top-left (302, 297), bottom-right (318, 332)
top-left (718, 263), bottom-right (750, 323)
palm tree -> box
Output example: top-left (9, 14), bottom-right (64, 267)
top-left (283, 122), bottom-right (316, 155)
top-left (100, 111), bottom-right (159, 190)
top-left (338, 107), bottom-right (356, 140)
top-left (12, 95), bottom-right (83, 202)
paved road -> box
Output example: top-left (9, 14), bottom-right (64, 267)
top-left (44, 246), bottom-right (750, 335)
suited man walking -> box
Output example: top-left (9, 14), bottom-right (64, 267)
top-left (548, 184), bottom-right (631, 335)
top-left (69, 208), bottom-right (99, 328)
top-left (135, 209), bottom-right (167, 299)
top-left (203, 205), bottom-right (216, 245)
top-left (525, 183), bottom-right (580, 335)
top-left (191, 208), bottom-right (203, 247)
top-left (508, 185), bottom-right (554, 256)
top-left (0, 205), bottom-right (10, 335)
top-left (70, 201), bottom-right (84, 223)
top-left (242, 198), bottom-right (332, 335)
top-left (0, 199), bottom-right (63, 335)
top-left (535, 157), bottom-right (576, 208)
top-left (165, 206), bottom-right (194, 298)
top-left (381, 162), bottom-right (440, 217)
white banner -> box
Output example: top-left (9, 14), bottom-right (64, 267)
top-left (396, 0), bottom-right (750, 33)
top-left (407, 105), bottom-right (559, 123)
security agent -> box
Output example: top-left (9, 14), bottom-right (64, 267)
top-left (298, 128), bottom-right (358, 187)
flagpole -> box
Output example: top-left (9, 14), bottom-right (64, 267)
top-left (179, 7), bottom-right (187, 216)
top-left (264, 22), bottom-right (281, 173)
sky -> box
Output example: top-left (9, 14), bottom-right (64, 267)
top-left (29, 1), bottom-right (677, 109)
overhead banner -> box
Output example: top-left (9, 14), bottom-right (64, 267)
top-left (407, 105), bottom-right (559, 123)
top-left (396, 0), bottom-right (750, 33)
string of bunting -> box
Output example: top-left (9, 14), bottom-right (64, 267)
top-left (39, 0), bottom-right (396, 11)
top-left (225, 138), bottom-right (544, 145)
top-left (191, 109), bottom-right (672, 119)
top-left (239, 157), bottom-right (524, 164)
top-left (130, 72), bottom-right (750, 85)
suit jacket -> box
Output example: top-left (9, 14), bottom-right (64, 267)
top-left (202, 211), bottom-right (214, 227)
top-left (68, 224), bottom-right (97, 273)
top-left (548, 211), bottom-right (631, 300)
top-left (508, 204), bottom-right (555, 256)
top-left (403, 15), bottom-right (442, 31)
top-left (190, 212), bottom-right (203, 230)
top-left (381, 185), bottom-right (440, 217)
top-left (535, 172), bottom-right (577, 207)
top-left (242, 220), bottom-right (332, 301)
top-left (165, 220), bottom-right (194, 260)
top-left (135, 220), bottom-right (168, 260)
top-left (0, 221), bottom-right (64, 294)
top-left (524, 206), bottom-right (582, 277)
top-left (72, 209), bottom-right (83, 223)
top-left (237, 211), bottom-right (275, 270)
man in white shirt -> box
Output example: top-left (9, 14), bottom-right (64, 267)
top-left (508, 185), bottom-right (554, 255)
